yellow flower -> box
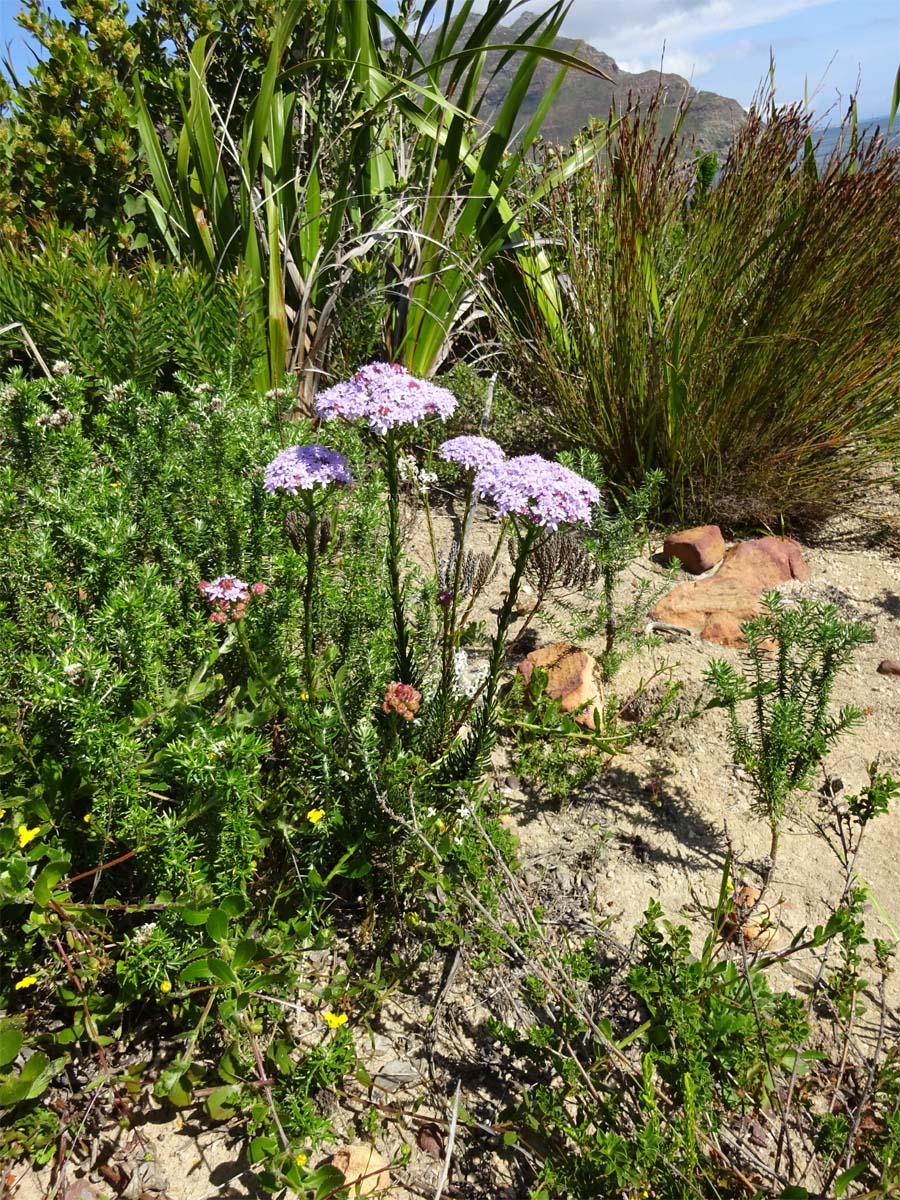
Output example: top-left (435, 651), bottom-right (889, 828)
top-left (0, 809), bottom-right (6, 820)
top-left (294, 1153), bottom-right (308, 1168)
top-left (18, 824), bottom-right (41, 848)
top-left (322, 1010), bottom-right (348, 1029)
top-left (306, 808), bottom-right (325, 825)
top-left (299, 692), bottom-right (309, 702)
top-left (14, 975), bottom-right (38, 991)
top-left (160, 980), bottom-right (172, 994)
top-left (82, 813), bottom-right (91, 824)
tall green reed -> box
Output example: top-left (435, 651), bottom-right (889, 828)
top-left (504, 94), bottom-right (900, 526)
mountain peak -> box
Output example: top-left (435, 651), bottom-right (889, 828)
top-left (422, 13), bottom-right (746, 156)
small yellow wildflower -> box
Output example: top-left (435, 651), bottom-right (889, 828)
top-left (0, 809), bottom-right (6, 820)
top-left (160, 980), bottom-right (172, 994)
top-left (306, 808), bottom-right (325, 825)
top-left (322, 1010), bottom-right (348, 1029)
top-left (14, 976), bottom-right (38, 991)
top-left (18, 824), bottom-right (41, 849)
top-left (83, 813), bottom-right (91, 824)
top-left (294, 1153), bottom-right (308, 1168)
top-left (299, 692), bottom-right (309, 702)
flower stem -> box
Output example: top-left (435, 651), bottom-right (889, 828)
top-left (450, 522), bottom-right (539, 740)
top-left (384, 431), bottom-right (415, 686)
top-left (303, 504), bottom-right (318, 694)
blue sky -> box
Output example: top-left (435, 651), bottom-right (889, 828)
top-left (1, 0), bottom-right (897, 118)
top-left (562, 0), bottom-right (899, 120)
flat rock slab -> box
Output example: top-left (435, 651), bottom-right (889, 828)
top-left (663, 524), bottom-right (726, 574)
top-left (650, 536), bottom-right (810, 646)
top-left (518, 641), bottom-right (599, 728)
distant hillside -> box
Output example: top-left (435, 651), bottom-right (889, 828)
top-left (425, 12), bottom-right (747, 158)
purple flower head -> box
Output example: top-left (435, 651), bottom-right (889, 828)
top-left (474, 455), bottom-right (600, 531)
top-left (314, 363), bottom-right (457, 435)
top-left (438, 435), bottom-right (506, 472)
top-left (200, 575), bottom-right (250, 604)
top-left (264, 444), bottom-right (352, 495)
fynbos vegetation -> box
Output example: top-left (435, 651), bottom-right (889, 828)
top-left (1, 2), bottom-right (899, 1197)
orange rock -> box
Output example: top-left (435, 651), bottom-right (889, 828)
top-left (663, 524), bottom-right (725, 574)
top-left (518, 641), bottom-right (600, 730)
top-left (650, 537), bottom-right (810, 646)
top-left (330, 1145), bottom-right (391, 1195)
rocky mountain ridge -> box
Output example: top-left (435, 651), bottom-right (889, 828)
top-left (437, 12), bottom-right (747, 157)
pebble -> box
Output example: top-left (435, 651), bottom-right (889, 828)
top-left (372, 1058), bottom-right (420, 1093)
top-left (877, 659), bottom-right (900, 676)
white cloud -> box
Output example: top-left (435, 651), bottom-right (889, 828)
top-left (565, 0), bottom-right (837, 47)
top-left (560, 0), bottom-right (838, 86)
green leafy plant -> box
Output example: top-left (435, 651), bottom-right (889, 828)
top-left (706, 592), bottom-right (872, 879)
top-left (0, 226), bottom-right (260, 388)
top-left (558, 451), bottom-right (666, 680)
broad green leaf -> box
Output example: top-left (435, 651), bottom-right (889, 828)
top-left (0, 1024), bottom-right (23, 1067)
top-left (206, 1084), bottom-right (243, 1121)
top-left (835, 1164), bottom-right (868, 1197)
top-left (207, 958), bottom-right (240, 987)
top-left (232, 939), bottom-right (262, 970)
top-left (32, 857), bottom-right (70, 907)
top-left (206, 907), bottom-right (229, 944)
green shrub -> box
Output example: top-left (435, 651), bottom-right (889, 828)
top-left (0, 359), bottom-right (625, 1179)
top-left (0, 0), bottom-right (316, 244)
top-left (706, 592), bottom-right (872, 876)
top-left (0, 227), bottom-right (260, 388)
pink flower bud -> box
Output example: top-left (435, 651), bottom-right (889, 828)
top-left (210, 611), bottom-right (227, 624)
top-left (251, 582), bottom-right (268, 596)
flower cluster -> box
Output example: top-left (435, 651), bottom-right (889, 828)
top-left (198, 575), bottom-right (268, 623)
top-left (398, 451), bottom-right (437, 493)
top-left (438, 435), bottom-right (505, 472)
top-left (474, 454), bottom-right (600, 530)
top-left (264, 444), bottom-right (352, 495)
top-left (382, 681), bottom-right (422, 721)
top-left (453, 649), bottom-right (488, 700)
top-left (322, 1009), bottom-right (349, 1029)
top-left (315, 363), bottom-right (457, 435)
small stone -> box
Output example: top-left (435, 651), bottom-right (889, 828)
top-left (518, 641), bottom-right (600, 729)
top-left (505, 773), bottom-right (522, 790)
top-left (663, 525), bottom-right (726, 574)
top-left (750, 1120), bottom-right (770, 1148)
top-left (372, 1058), bottom-right (420, 1093)
top-left (330, 1145), bottom-right (391, 1195)
top-left (877, 659), bottom-right (900, 676)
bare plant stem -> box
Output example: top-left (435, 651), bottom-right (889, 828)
top-left (384, 431), bottom-right (415, 686)
top-left (303, 503), bottom-right (318, 694)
